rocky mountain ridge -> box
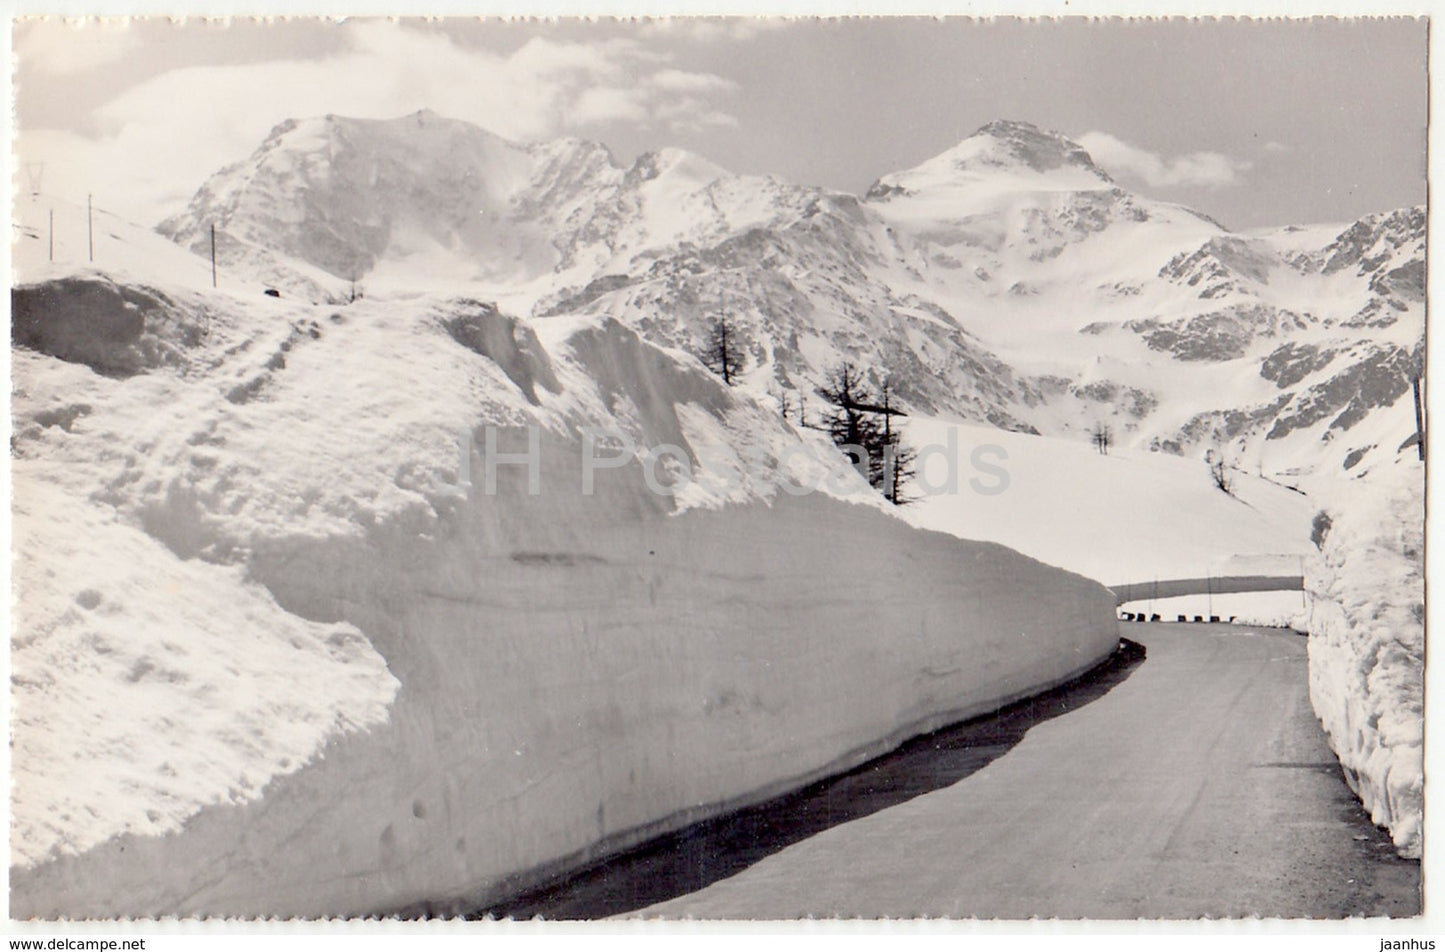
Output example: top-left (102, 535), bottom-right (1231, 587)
top-left (156, 112), bottom-right (1426, 485)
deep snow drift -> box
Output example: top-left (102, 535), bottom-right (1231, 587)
top-left (13, 446), bottom-right (1118, 917)
top-left (1301, 447), bottom-right (1424, 858)
top-left (10, 478), bottom-right (398, 869)
top-left (11, 226), bottom-right (1118, 915)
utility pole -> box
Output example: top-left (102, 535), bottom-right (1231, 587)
top-left (210, 224), bottom-right (218, 288)
top-left (719, 320), bottom-right (730, 385)
top-left (48, 208), bottom-right (53, 262)
top-left (1412, 375), bottom-right (1425, 462)
top-left (87, 194), bottom-right (94, 262)
top-left (882, 381), bottom-right (895, 503)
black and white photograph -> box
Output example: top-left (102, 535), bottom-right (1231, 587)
top-left (5, 9), bottom-right (1431, 939)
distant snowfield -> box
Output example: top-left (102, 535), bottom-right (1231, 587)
top-left (899, 415), bottom-right (1316, 588)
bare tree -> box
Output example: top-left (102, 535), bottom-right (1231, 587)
top-left (702, 317), bottom-right (746, 385)
top-left (881, 429), bottom-right (918, 505)
top-left (339, 269), bottom-right (364, 304)
top-left (818, 364), bottom-right (914, 503)
top-left (818, 362), bottom-right (883, 478)
top-left (1206, 446), bottom-right (1233, 495)
top-left (877, 378), bottom-right (917, 504)
top-left (1090, 421), bottom-right (1113, 455)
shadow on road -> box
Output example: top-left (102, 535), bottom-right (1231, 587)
top-left (475, 638), bottom-right (1147, 920)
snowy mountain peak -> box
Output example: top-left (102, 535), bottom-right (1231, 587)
top-left (150, 110), bottom-right (1422, 489)
top-left (159, 110), bottom-right (600, 288)
top-left (626, 147), bottom-right (731, 188)
top-left (966, 119), bottom-right (1112, 180)
top-left (159, 109), bottom-right (759, 294)
top-left (869, 119), bottom-right (1113, 198)
top-left (257, 110), bottom-right (522, 170)
top-left (531, 135), bottom-right (617, 167)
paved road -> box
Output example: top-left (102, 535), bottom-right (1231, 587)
top-left (488, 621), bottom-right (1410, 918)
top-left (494, 623), bottom-right (1417, 920)
top-left (635, 624), bottom-right (1419, 919)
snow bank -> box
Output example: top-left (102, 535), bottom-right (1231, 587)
top-left (1302, 455), bottom-right (1424, 858)
top-left (1129, 591), bottom-right (1308, 628)
top-left (10, 482), bottom-right (398, 869)
top-left (11, 274), bottom-right (209, 377)
top-left (11, 274), bottom-right (1118, 917)
top-left (12, 438), bottom-right (1117, 920)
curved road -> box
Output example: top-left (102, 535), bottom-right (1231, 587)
top-left (491, 623), bottom-right (1419, 920)
top-left (640, 623), bottom-right (1418, 919)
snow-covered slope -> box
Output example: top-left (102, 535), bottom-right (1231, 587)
top-left (158, 111), bottom-right (565, 295)
top-left (12, 193), bottom-right (1124, 915)
top-left (897, 416), bottom-right (1315, 587)
top-left (861, 123), bottom-right (1424, 482)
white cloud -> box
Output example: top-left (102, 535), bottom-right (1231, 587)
top-left (572, 86), bottom-right (652, 125)
top-left (1263, 141), bottom-right (1291, 154)
top-left (1076, 131), bottom-right (1252, 189)
top-left (637, 18), bottom-right (791, 44)
top-left (654, 96), bottom-right (740, 133)
top-left (651, 68), bottom-right (739, 94)
top-left (17, 20), bottom-right (741, 224)
top-left (15, 18), bottom-right (142, 76)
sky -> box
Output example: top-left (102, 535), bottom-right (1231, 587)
top-left (11, 16), bottom-right (1429, 230)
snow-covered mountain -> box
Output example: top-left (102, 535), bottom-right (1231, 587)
top-left (145, 111), bottom-right (1432, 867)
top-left (9, 111), bottom-right (1424, 912)
top-left (157, 113), bottom-right (1424, 487)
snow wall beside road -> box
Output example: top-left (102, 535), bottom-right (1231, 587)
top-left (1304, 454), bottom-right (1424, 858)
top-left (12, 434), bottom-right (1118, 918)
